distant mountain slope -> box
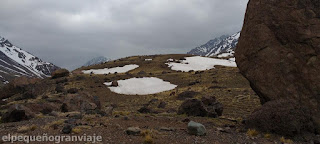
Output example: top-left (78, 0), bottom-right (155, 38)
top-left (188, 32), bottom-right (240, 57)
top-left (0, 36), bottom-right (59, 84)
top-left (83, 56), bottom-right (111, 67)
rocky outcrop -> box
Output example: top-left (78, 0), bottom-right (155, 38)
top-left (236, 0), bottom-right (320, 136)
top-left (1, 104), bottom-right (35, 123)
top-left (177, 96), bottom-right (223, 118)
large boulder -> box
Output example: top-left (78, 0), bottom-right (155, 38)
top-left (236, 0), bottom-right (320, 108)
top-left (245, 99), bottom-right (317, 137)
top-left (236, 0), bottom-right (320, 136)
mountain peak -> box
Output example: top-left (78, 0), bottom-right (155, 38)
top-left (0, 36), bottom-right (59, 85)
top-left (188, 32), bottom-right (240, 57)
top-left (83, 56), bottom-right (111, 67)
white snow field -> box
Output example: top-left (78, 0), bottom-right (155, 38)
top-left (166, 56), bottom-right (237, 72)
top-left (106, 77), bottom-right (177, 95)
top-left (82, 64), bottom-right (139, 74)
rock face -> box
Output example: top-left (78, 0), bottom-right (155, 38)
top-left (236, 0), bottom-right (320, 107)
top-left (236, 0), bottom-right (320, 136)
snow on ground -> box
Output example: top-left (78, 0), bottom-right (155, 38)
top-left (145, 59), bottom-right (152, 61)
top-left (166, 56), bottom-right (237, 72)
top-left (106, 77), bottom-right (177, 95)
top-left (217, 52), bottom-right (233, 58)
top-left (228, 58), bottom-right (236, 62)
top-left (82, 64), bottom-right (139, 74)
top-left (104, 82), bottom-right (112, 86)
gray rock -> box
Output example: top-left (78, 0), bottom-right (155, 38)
top-left (187, 121), bottom-right (206, 136)
top-left (126, 127), bottom-right (141, 136)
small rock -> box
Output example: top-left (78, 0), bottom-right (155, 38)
top-left (111, 81), bottom-right (119, 87)
top-left (62, 124), bottom-right (72, 134)
top-left (188, 121), bottom-right (206, 136)
top-left (126, 127), bottom-right (141, 136)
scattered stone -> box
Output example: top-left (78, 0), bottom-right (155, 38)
top-left (62, 124), bottom-right (72, 134)
top-left (126, 127), bottom-right (141, 136)
top-left (1, 104), bottom-right (35, 123)
top-left (188, 121), bottom-right (206, 136)
top-left (111, 81), bottom-right (119, 87)
top-left (52, 69), bottom-right (70, 79)
top-left (178, 96), bottom-right (223, 118)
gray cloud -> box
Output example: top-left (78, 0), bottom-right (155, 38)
top-left (0, 0), bottom-right (248, 70)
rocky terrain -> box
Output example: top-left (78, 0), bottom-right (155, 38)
top-left (0, 54), bottom-right (299, 143)
top-left (0, 36), bottom-right (59, 86)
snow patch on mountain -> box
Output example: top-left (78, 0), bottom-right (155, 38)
top-left (0, 35), bottom-right (59, 83)
top-left (188, 32), bottom-right (240, 57)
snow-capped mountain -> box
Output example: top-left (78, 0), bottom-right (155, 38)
top-left (83, 56), bottom-right (111, 67)
top-left (188, 32), bottom-right (240, 57)
top-left (0, 36), bottom-right (59, 84)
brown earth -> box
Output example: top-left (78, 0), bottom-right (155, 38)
top-left (0, 54), bottom-right (306, 143)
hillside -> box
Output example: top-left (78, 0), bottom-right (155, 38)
top-left (0, 36), bottom-right (59, 86)
top-left (0, 54), bottom-right (289, 143)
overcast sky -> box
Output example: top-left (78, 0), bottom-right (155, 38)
top-left (0, 0), bottom-right (248, 70)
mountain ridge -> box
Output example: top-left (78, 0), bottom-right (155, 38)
top-left (188, 32), bottom-right (240, 57)
top-left (0, 36), bottom-right (59, 84)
